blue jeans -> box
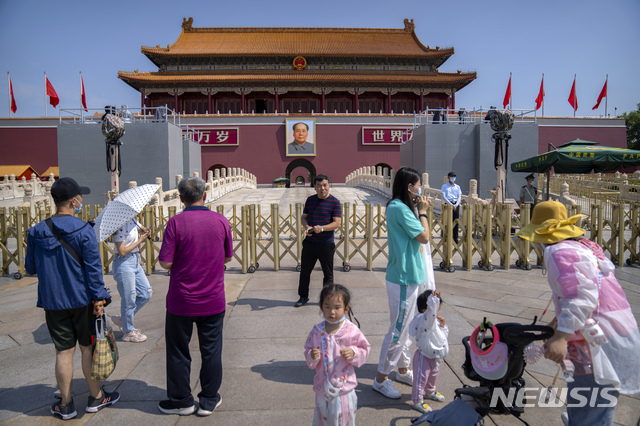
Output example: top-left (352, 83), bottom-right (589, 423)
top-left (566, 373), bottom-right (618, 426)
top-left (113, 252), bottom-right (152, 333)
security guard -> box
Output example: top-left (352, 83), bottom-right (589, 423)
top-left (519, 174), bottom-right (538, 218)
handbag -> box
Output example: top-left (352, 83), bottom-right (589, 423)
top-left (91, 315), bottom-right (119, 380)
top-left (421, 243), bottom-right (436, 291)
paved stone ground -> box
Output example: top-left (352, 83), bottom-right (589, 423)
top-left (1, 187), bottom-right (639, 425)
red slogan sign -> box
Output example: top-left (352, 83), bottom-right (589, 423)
top-left (190, 127), bottom-right (239, 146)
top-left (361, 127), bottom-right (412, 145)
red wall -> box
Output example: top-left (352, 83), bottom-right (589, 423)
top-left (0, 127), bottom-right (58, 175)
top-left (200, 124), bottom-right (401, 184)
top-left (538, 125), bottom-right (627, 154)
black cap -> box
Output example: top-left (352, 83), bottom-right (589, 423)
top-left (525, 173), bottom-right (535, 180)
top-left (51, 177), bottom-right (91, 203)
top-left (447, 171), bottom-right (456, 177)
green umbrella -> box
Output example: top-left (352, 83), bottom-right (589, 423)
top-left (511, 139), bottom-right (640, 174)
top-left (510, 139), bottom-right (640, 200)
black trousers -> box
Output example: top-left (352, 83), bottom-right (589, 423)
top-left (452, 205), bottom-right (460, 243)
top-left (165, 310), bottom-right (224, 411)
top-left (298, 239), bottom-right (335, 299)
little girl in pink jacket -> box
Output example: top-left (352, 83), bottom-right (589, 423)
top-left (304, 284), bottom-right (371, 426)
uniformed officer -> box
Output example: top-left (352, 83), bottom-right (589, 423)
top-left (519, 174), bottom-right (538, 218)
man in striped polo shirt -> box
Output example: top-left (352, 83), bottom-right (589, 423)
top-left (295, 175), bottom-right (342, 307)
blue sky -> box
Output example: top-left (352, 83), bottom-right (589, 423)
top-left (1, 0), bottom-right (638, 118)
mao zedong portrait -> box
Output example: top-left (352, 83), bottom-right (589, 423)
top-left (287, 122), bottom-right (315, 155)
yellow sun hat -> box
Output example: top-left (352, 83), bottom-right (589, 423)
top-left (516, 200), bottom-right (585, 244)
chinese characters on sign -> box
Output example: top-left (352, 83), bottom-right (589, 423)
top-left (361, 127), bottom-right (412, 145)
top-left (187, 127), bottom-right (239, 146)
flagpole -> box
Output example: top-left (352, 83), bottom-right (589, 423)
top-left (44, 72), bottom-right (47, 118)
top-left (79, 71), bottom-right (83, 118)
top-left (7, 72), bottom-right (11, 118)
top-left (542, 73), bottom-right (544, 117)
top-left (510, 72), bottom-right (512, 110)
top-left (573, 74), bottom-right (576, 118)
top-left (605, 74), bottom-right (608, 117)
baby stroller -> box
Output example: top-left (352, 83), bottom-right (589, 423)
top-left (454, 317), bottom-right (553, 424)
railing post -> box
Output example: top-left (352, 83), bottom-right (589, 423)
top-left (249, 204), bottom-right (257, 270)
top-left (462, 204), bottom-right (473, 270)
top-left (272, 204), bottom-right (280, 271)
top-left (501, 204), bottom-right (512, 269)
top-left (343, 203), bottom-right (351, 270)
top-left (519, 204), bottom-right (531, 268)
top-left (241, 205), bottom-right (248, 274)
top-left (443, 204), bottom-right (453, 270)
top-left (144, 205), bottom-right (153, 275)
top-left (617, 202), bottom-right (625, 267)
top-left (482, 204), bottom-right (493, 269)
top-left (366, 203), bottom-right (373, 271)
top-left (295, 203), bottom-right (303, 269)
top-left (16, 207), bottom-right (26, 276)
top-left (232, 205), bottom-right (238, 240)
top-left (0, 208), bottom-right (7, 275)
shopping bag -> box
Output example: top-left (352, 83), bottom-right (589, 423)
top-left (91, 315), bottom-right (119, 380)
top-left (422, 243), bottom-right (436, 291)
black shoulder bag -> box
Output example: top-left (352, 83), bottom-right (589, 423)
top-left (45, 218), bottom-right (85, 269)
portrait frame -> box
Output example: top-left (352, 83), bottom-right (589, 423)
top-left (285, 118), bottom-right (316, 157)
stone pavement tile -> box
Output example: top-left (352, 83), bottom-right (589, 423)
top-left (436, 282), bottom-right (514, 302)
top-left (87, 401), bottom-right (178, 426)
top-left (219, 364), bottom-right (315, 412)
top-left (0, 314), bottom-right (46, 337)
top-left (497, 294), bottom-right (555, 310)
top-left (441, 294), bottom-right (527, 317)
top-left (0, 377), bottom-right (59, 423)
top-left (614, 395), bottom-right (640, 426)
top-left (0, 342), bottom-right (55, 389)
top-left (0, 335), bottom-right (18, 351)
top-left (436, 278), bottom-right (547, 300)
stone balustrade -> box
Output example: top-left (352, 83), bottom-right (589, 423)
top-left (0, 173), bottom-right (55, 211)
top-left (345, 166), bottom-right (488, 209)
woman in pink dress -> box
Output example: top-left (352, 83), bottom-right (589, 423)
top-left (517, 201), bottom-right (640, 426)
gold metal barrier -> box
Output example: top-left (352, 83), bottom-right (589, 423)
top-left (4, 201), bottom-right (640, 277)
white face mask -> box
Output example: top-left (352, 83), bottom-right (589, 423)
top-left (450, 177), bottom-right (456, 183)
top-left (324, 315), bottom-right (346, 325)
top-left (73, 198), bottom-right (83, 214)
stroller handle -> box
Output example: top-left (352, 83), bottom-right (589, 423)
top-left (501, 324), bottom-right (554, 344)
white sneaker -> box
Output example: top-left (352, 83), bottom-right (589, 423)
top-left (122, 330), bottom-right (147, 343)
top-left (197, 397), bottom-right (222, 417)
top-left (372, 379), bottom-right (401, 399)
top-left (395, 370), bottom-right (413, 386)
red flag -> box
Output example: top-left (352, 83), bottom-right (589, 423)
top-left (8, 74), bottom-right (17, 113)
top-left (46, 77), bottom-right (59, 108)
top-left (592, 79), bottom-right (607, 110)
top-left (535, 76), bottom-right (544, 111)
top-left (81, 74), bottom-right (87, 112)
top-left (568, 77), bottom-right (578, 111)
top-left (503, 76), bottom-right (512, 109)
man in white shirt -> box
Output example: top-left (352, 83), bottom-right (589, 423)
top-left (440, 172), bottom-right (462, 243)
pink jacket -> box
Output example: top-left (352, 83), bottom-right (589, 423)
top-left (545, 238), bottom-right (640, 393)
top-left (304, 320), bottom-right (371, 396)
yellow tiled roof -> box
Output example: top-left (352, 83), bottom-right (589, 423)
top-left (41, 166), bottom-right (59, 177)
top-left (119, 70), bottom-right (476, 88)
top-left (141, 20), bottom-right (451, 58)
top-left (0, 165), bottom-right (38, 178)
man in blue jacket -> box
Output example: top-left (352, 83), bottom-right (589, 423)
top-left (25, 177), bottom-right (119, 420)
